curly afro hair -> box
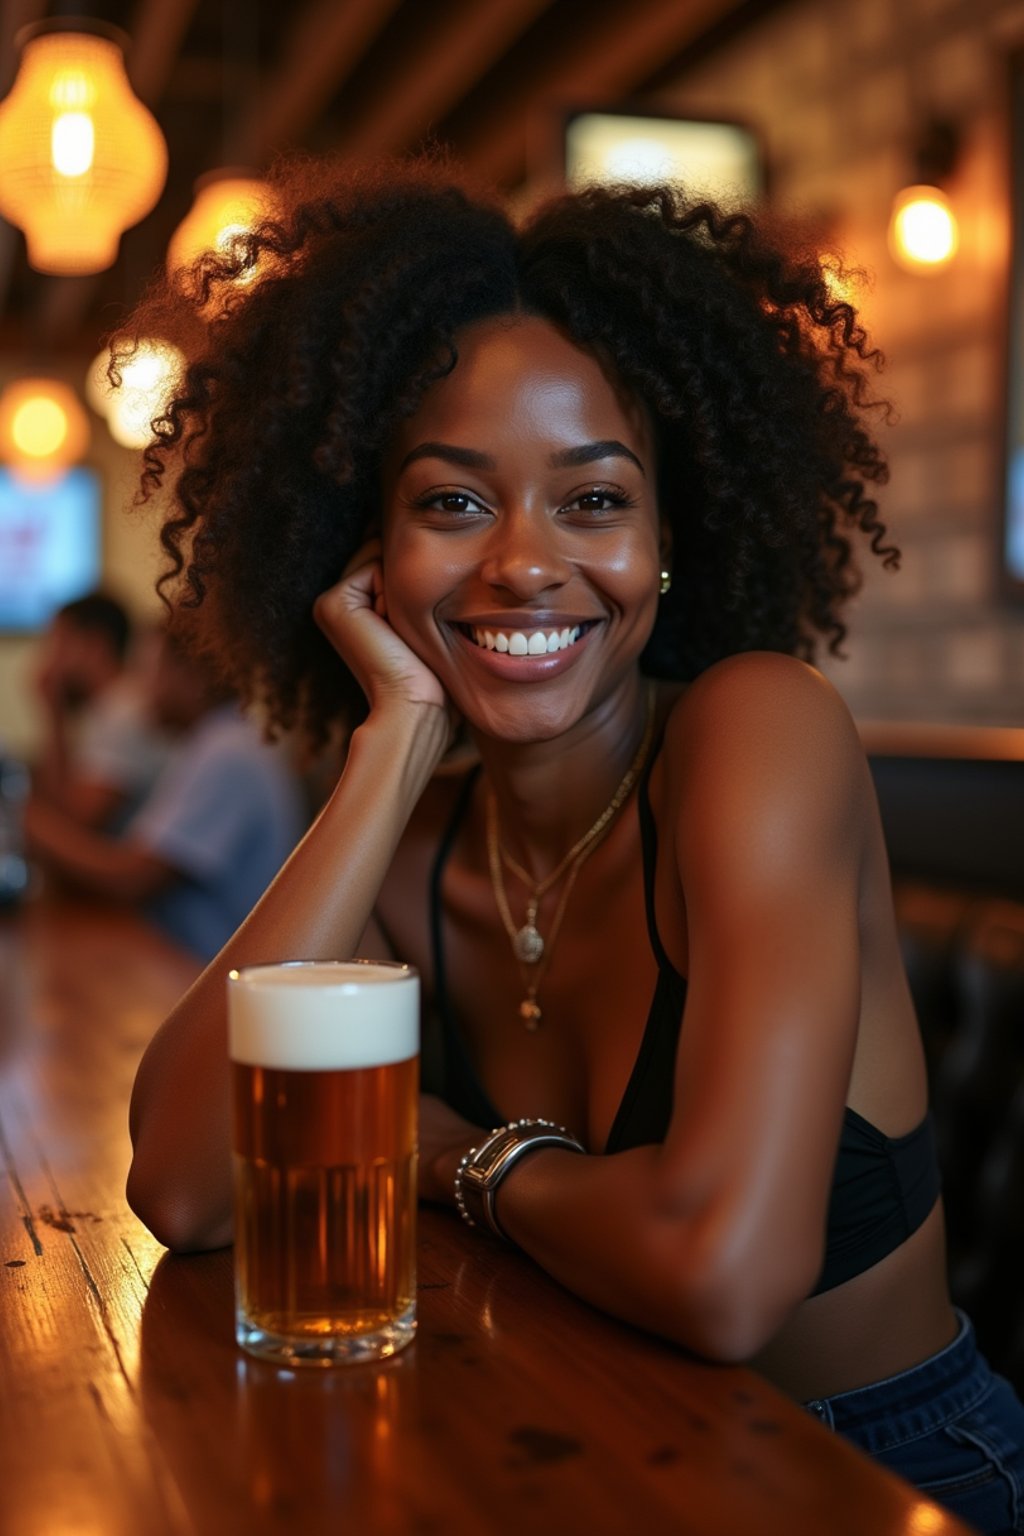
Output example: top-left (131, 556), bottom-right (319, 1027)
top-left (124, 154), bottom-right (895, 750)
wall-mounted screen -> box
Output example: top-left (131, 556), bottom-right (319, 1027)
top-left (564, 110), bottom-right (762, 208)
top-left (0, 466), bottom-right (102, 632)
top-left (1002, 55), bottom-right (1024, 599)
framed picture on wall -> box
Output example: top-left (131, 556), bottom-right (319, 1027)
top-left (1001, 53), bottom-right (1024, 600)
top-left (563, 107), bottom-right (763, 208)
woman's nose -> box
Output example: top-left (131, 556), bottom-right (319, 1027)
top-left (478, 509), bottom-right (572, 598)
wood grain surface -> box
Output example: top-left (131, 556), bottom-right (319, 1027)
top-left (0, 896), bottom-right (973, 1536)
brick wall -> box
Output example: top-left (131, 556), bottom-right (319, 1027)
top-left (656, 0), bottom-right (1024, 724)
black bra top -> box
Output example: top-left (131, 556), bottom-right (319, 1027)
top-left (428, 742), bottom-right (941, 1297)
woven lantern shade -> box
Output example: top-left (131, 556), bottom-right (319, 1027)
top-left (0, 19), bottom-right (167, 275)
top-left (0, 378), bottom-right (90, 482)
top-left (167, 170), bottom-right (278, 289)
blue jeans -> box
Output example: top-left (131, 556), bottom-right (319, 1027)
top-left (805, 1313), bottom-right (1024, 1533)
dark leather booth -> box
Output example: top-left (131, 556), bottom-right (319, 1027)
top-left (866, 725), bottom-right (1024, 1388)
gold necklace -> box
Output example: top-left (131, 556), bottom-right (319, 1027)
top-left (486, 686), bottom-right (657, 1030)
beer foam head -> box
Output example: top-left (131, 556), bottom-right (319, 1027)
top-left (228, 961), bottom-right (419, 1069)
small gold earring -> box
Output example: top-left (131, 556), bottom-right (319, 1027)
top-left (659, 568), bottom-right (672, 596)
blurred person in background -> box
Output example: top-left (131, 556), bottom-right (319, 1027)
top-left (25, 626), bottom-right (306, 961)
top-left (30, 590), bottom-right (171, 833)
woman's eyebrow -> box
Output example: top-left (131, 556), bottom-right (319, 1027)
top-left (399, 439), bottom-right (646, 476)
top-left (549, 440), bottom-right (646, 476)
top-left (399, 442), bottom-right (495, 472)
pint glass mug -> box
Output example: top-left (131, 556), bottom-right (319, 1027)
top-left (228, 960), bottom-right (419, 1365)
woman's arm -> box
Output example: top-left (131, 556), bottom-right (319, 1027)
top-left (426, 654), bottom-right (869, 1360)
top-left (127, 544), bottom-right (454, 1252)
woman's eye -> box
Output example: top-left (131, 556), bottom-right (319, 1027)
top-left (563, 488), bottom-right (632, 515)
top-left (411, 489), bottom-right (486, 517)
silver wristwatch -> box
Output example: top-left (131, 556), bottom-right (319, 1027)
top-left (454, 1117), bottom-right (586, 1241)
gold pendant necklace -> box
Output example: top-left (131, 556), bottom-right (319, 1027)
top-left (486, 686), bottom-right (656, 1029)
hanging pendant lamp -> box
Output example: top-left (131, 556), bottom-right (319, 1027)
top-left (0, 378), bottom-right (90, 483)
top-left (167, 169), bottom-right (278, 293)
top-left (0, 18), bottom-right (167, 275)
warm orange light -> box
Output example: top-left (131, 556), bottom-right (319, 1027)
top-left (86, 338), bottom-right (185, 449)
top-left (888, 185), bottom-right (958, 272)
top-left (167, 171), bottom-right (279, 291)
top-left (818, 252), bottom-right (862, 307)
top-left (12, 396), bottom-right (68, 458)
top-left (0, 378), bottom-right (89, 482)
top-left (0, 21), bottom-right (167, 275)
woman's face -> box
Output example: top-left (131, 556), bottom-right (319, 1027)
top-left (380, 314), bottom-right (664, 742)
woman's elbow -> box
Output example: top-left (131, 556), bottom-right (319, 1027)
top-left (661, 1223), bottom-right (820, 1362)
top-left (126, 1153), bottom-right (233, 1254)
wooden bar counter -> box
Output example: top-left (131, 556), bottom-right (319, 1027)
top-left (0, 896), bottom-right (972, 1536)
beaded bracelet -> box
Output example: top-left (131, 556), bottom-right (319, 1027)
top-left (453, 1117), bottom-right (586, 1241)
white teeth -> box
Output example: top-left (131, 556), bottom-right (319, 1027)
top-left (468, 624), bottom-right (584, 654)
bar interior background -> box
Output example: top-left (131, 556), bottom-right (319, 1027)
top-left (1, 0), bottom-right (1023, 753)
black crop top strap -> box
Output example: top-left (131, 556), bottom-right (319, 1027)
top-left (603, 731), bottom-right (687, 1153)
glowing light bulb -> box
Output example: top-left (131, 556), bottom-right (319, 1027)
top-left (51, 111), bottom-right (94, 176)
top-left (0, 377), bottom-right (89, 481)
top-left (86, 338), bottom-right (185, 449)
top-left (12, 396), bottom-right (68, 458)
top-left (167, 173), bottom-right (279, 295)
top-left (889, 186), bottom-right (958, 271)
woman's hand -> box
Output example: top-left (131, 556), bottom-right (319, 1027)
top-left (418, 1093), bottom-right (483, 1204)
top-left (314, 539), bottom-right (454, 726)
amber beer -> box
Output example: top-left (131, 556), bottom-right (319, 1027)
top-left (228, 961), bottom-right (418, 1365)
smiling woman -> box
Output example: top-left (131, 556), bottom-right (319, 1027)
top-left (377, 315), bottom-right (662, 745)
top-left (123, 156), bottom-right (1024, 1530)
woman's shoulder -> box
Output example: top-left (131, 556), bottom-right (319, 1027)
top-left (664, 652), bottom-right (861, 757)
top-left (658, 652), bottom-right (869, 831)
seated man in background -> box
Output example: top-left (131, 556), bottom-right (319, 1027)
top-left (25, 628), bottom-right (306, 961)
top-left (31, 591), bottom-right (171, 832)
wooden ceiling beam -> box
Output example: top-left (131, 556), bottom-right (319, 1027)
top-left (335, 0), bottom-right (556, 163)
top-left (0, 0), bottom-right (45, 92)
top-left (126, 0), bottom-right (203, 105)
top-left (0, 0), bottom-right (48, 315)
top-left (460, 0), bottom-right (748, 187)
top-left (230, 0), bottom-right (405, 165)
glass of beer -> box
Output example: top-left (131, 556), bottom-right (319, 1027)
top-left (228, 960), bottom-right (419, 1366)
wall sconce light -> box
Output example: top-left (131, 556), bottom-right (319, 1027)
top-left (0, 378), bottom-right (90, 483)
top-left (0, 19), bottom-right (167, 275)
top-left (86, 338), bottom-right (185, 449)
top-left (166, 169), bottom-right (279, 296)
top-left (888, 119), bottom-right (961, 273)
